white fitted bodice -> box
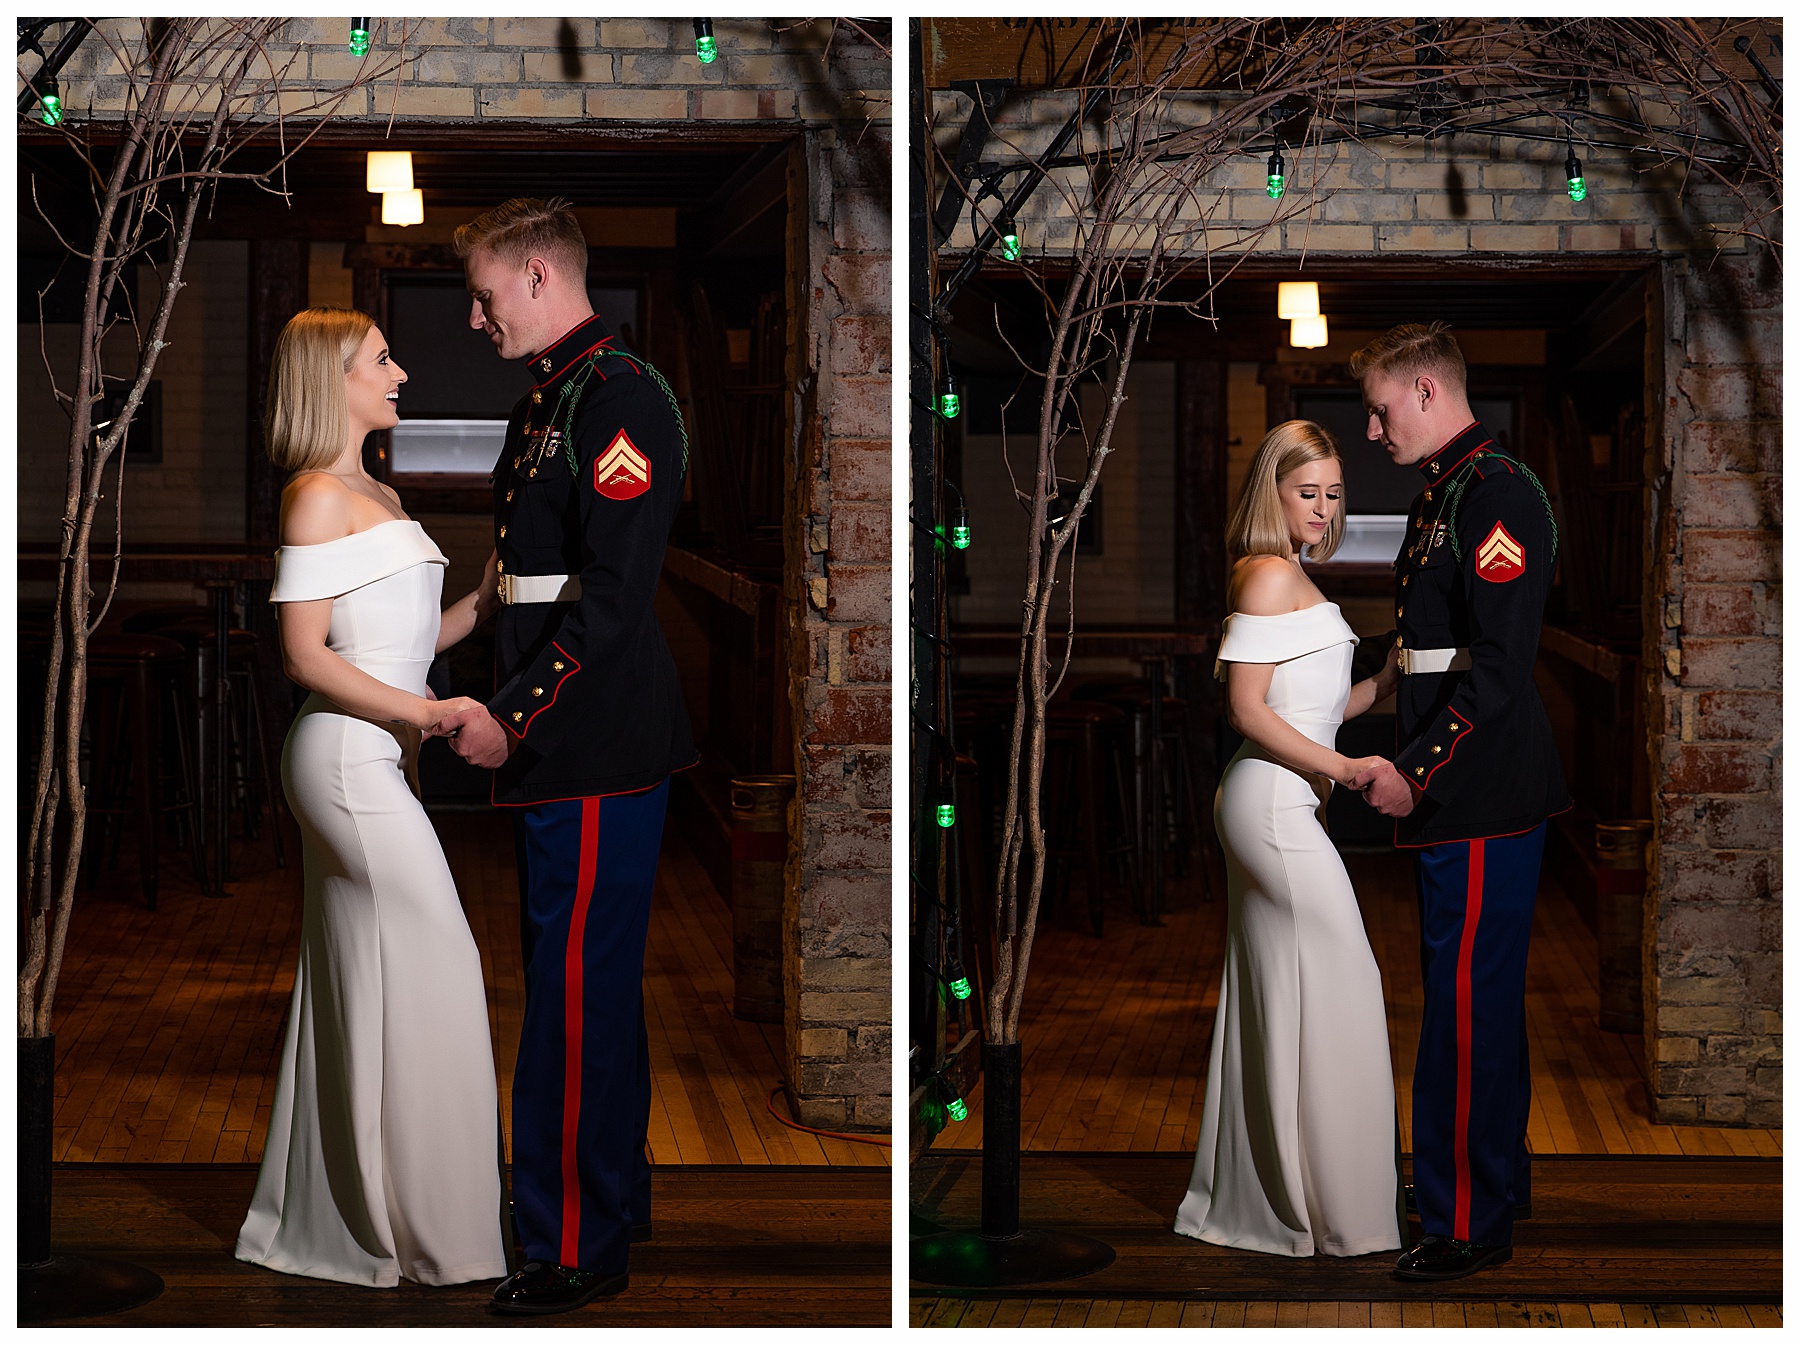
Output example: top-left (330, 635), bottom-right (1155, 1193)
top-left (270, 519), bottom-right (447, 696)
top-left (1215, 602), bottom-right (1360, 748)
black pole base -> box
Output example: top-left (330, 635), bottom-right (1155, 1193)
top-left (910, 1228), bottom-right (1115, 1287)
top-left (19, 1255), bottom-right (164, 1323)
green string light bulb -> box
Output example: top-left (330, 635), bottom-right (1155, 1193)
top-left (950, 505), bottom-right (971, 550)
top-left (1565, 149), bottom-right (1587, 203)
top-left (935, 802), bottom-right (956, 828)
top-left (939, 1075), bottom-right (969, 1122)
top-left (945, 949), bottom-right (972, 1001)
top-left (998, 210), bottom-right (1021, 261)
top-left (1266, 148), bottom-right (1286, 200)
top-left (937, 367), bottom-right (960, 420)
top-left (38, 79), bottom-right (62, 126)
top-left (693, 19), bottom-right (718, 64)
top-left (349, 18), bottom-right (370, 55)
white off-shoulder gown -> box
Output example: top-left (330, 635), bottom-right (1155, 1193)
top-left (236, 520), bottom-right (507, 1287)
top-left (1174, 602), bottom-right (1401, 1258)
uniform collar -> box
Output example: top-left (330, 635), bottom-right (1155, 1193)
top-left (527, 314), bottom-right (613, 390)
top-left (1416, 420), bottom-right (1492, 481)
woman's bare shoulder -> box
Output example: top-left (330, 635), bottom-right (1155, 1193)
top-left (1228, 554), bottom-right (1304, 616)
top-left (280, 473), bottom-right (355, 546)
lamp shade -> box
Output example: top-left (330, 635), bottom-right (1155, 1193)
top-left (1277, 281), bottom-right (1320, 320)
top-left (1290, 313), bottom-right (1329, 349)
top-left (381, 189), bottom-right (424, 226)
top-left (366, 150), bottom-right (413, 193)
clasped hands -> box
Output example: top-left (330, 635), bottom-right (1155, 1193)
top-left (419, 691), bottom-right (515, 769)
top-left (1341, 755), bottom-right (1418, 818)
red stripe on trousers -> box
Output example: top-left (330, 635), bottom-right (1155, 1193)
top-left (560, 797), bottom-right (602, 1267)
top-left (1453, 840), bottom-right (1486, 1242)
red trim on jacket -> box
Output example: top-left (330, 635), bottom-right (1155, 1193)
top-left (485, 754), bottom-right (701, 810)
top-left (1392, 804), bottom-right (1568, 851)
top-left (517, 642), bottom-right (581, 736)
top-left (1416, 423), bottom-right (1488, 479)
top-left (1417, 708), bottom-right (1475, 790)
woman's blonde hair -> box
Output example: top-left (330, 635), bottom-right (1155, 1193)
top-left (1225, 419), bottom-right (1346, 563)
top-left (263, 307), bottom-right (375, 473)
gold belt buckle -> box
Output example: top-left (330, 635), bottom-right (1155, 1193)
top-left (497, 573), bottom-right (515, 605)
top-left (1397, 648), bottom-right (1413, 675)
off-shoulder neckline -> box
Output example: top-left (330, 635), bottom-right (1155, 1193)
top-left (1227, 600), bottom-right (1339, 620)
top-left (275, 517), bottom-right (421, 550)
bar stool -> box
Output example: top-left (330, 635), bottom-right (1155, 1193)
top-left (1043, 699), bottom-right (1136, 937)
top-left (121, 608), bottom-right (286, 863)
top-left (84, 634), bottom-right (207, 909)
top-left (1077, 681), bottom-right (1210, 902)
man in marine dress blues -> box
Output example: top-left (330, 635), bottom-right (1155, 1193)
top-left (438, 197), bottom-right (697, 1315)
top-left (1350, 322), bottom-right (1570, 1282)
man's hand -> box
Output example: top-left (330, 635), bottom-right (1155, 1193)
top-left (1352, 758), bottom-right (1419, 818)
top-left (439, 706), bottom-right (516, 770)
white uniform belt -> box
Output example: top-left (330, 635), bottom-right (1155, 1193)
top-left (1399, 646), bottom-right (1472, 675)
top-left (497, 573), bottom-right (580, 605)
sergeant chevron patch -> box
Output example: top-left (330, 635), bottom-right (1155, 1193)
top-left (594, 430), bottom-right (651, 500)
top-left (1475, 520), bottom-right (1525, 582)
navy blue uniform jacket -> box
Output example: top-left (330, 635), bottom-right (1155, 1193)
top-left (486, 315), bottom-right (697, 805)
top-left (1392, 420), bottom-right (1570, 847)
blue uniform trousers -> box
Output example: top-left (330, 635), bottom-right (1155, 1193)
top-left (1412, 823), bottom-right (1545, 1248)
top-left (510, 780), bottom-right (667, 1273)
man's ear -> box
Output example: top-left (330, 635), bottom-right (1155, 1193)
top-left (1414, 373), bottom-right (1436, 410)
top-left (526, 256), bottom-right (550, 296)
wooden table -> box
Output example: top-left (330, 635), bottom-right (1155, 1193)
top-left (20, 547), bottom-right (278, 898)
top-left (951, 626), bottom-right (1215, 926)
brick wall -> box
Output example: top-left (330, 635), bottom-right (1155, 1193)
top-left (41, 18), bottom-right (889, 127)
top-left (1646, 250), bottom-right (1782, 1125)
top-left (784, 130), bottom-right (893, 1132)
top-left (932, 91), bottom-right (1746, 260)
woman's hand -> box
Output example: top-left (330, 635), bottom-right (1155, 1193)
top-left (420, 695), bottom-right (489, 738)
top-left (1375, 637), bottom-right (1402, 699)
top-left (1335, 754), bottom-right (1389, 789)
top-left (474, 550), bottom-right (501, 623)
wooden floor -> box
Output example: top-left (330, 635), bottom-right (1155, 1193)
top-left (41, 1162), bottom-right (889, 1327)
top-left (932, 852), bottom-right (1780, 1159)
top-left (911, 1152), bottom-right (1779, 1306)
top-left (49, 808), bottom-right (888, 1168)
top-left (912, 1299), bottom-right (1783, 1327)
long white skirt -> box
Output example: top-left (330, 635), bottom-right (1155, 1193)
top-left (235, 699), bottom-right (508, 1286)
top-left (1174, 750), bottom-right (1402, 1257)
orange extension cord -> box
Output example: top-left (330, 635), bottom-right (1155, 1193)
top-left (765, 1085), bottom-right (892, 1148)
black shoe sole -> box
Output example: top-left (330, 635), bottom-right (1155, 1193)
top-left (631, 1223), bottom-right (651, 1243)
top-left (1394, 1243), bottom-right (1512, 1282)
top-left (489, 1271), bottom-right (629, 1315)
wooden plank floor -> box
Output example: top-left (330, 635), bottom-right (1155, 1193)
top-left (42, 1162), bottom-right (889, 1327)
top-left (49, 809), bottom-right (889, 1168)
top-left (911, 1299), bottom-right (1784, 1327)
top-left (910, 1152), bottom-right (1779, 1305)
top-left (933, 853), bottom-right (1779, 1158)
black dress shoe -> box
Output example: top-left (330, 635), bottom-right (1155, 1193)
top-left (1404, 1184), bottom-right (1531, 1220)
top-left (1394, 1234), bottom-right (1512, 1281)
top-left (490, 1261), bottom-right (628, 1315)
top-left (631, 1222), bottom-right (652, 1243)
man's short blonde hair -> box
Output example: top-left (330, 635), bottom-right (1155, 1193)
top-left (452, 196), bottom-right (588, 287)
top-left (1226, 419), bottom-right (1346, 563)
top-left (263, 306), bottom-right (375, 473)
top-left (1348, 321), bottom-right (1467, 393)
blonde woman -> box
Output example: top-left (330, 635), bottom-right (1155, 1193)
top-left (1173, 420), bottom-right (1404, 1258)
top-left (235, 308), bottom-right (508, 1288)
